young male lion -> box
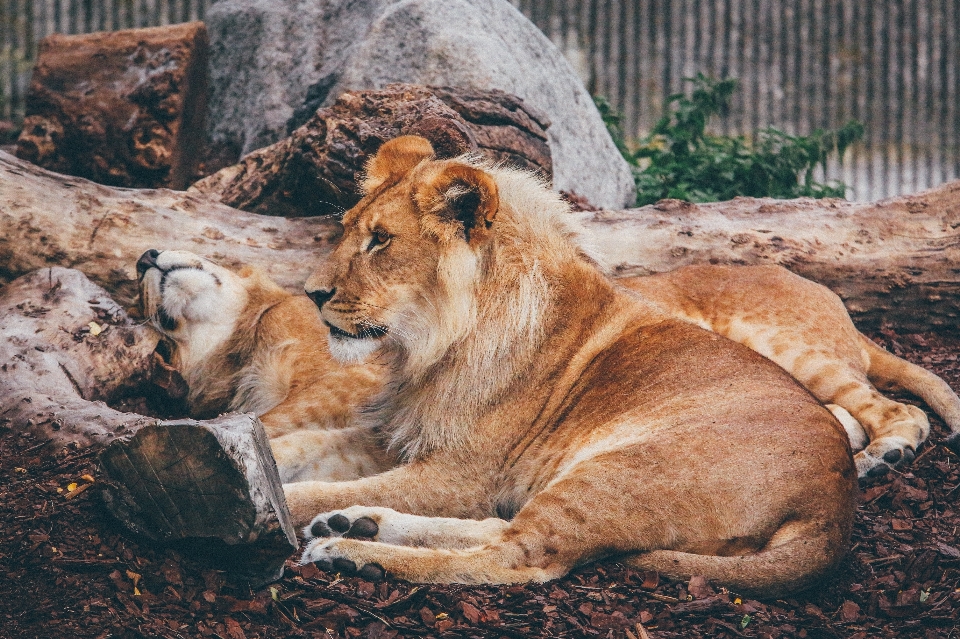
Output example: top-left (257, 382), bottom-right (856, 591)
top-left (281, 135), bottom-right (858, 596)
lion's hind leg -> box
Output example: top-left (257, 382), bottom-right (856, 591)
top-left (794, 357), bottom-right (929, 479)
top-left (826, 380), bottom-right (929, 478)
top-left (271, 428), bottom-right (394, 483)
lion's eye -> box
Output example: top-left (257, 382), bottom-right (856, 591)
top-left (367, 230), bottom-right (391, 252)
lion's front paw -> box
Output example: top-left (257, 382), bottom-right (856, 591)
top-left (303, 505), bottom-right (405, 544)
top-left (300, 538), bottom-right (386, 581)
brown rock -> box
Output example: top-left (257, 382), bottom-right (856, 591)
top-left (16, 22), bottom-right (208, 189)
top-left (190, 84), bottom-right (551, 218)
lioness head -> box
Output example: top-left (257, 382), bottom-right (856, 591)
top-left (136, 249), bottom-right (289, 415)
top-left (137, 250), bottom-right (251, 365)
top-left (305, 136), bottom-right (582, 375)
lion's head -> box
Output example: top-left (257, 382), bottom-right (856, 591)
top-left (303, 136), bottom-right (598, 454)
top-left (137, 249), bottom-right (290, 416)
top-left (305, 136), bottom-right (589, 368)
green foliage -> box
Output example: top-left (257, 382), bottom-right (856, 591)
top-left (598, 74), bottom-right (865, 206)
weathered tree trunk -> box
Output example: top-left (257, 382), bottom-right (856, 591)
top-left (586, 189), bottom-right (960, 331)
top-left (3, 149), bottom-right (960, 331)
top-left (0, 150), bottom-right (341, 307)
top-left (0, 267), bottom-right (159, 446)
top-left (15, 23), bottom-right (208, 190)
top-left (0, 267), bottom-right (296, 584)
top-left (99, 415), bottom-right (297, 585)
top-left (190, 84), bottom-right (552, 218)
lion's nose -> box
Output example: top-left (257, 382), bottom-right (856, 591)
top-left (306, 287), bottom-right (336, 309)
top-left (136, 249), bottom-right (161, 277)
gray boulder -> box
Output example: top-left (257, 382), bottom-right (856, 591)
top-left (205, 0), bottom-right (636, 209)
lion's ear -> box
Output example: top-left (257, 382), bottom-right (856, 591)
top-left (415, 164), bottom-right (499, 245)
top-left (362, 136), bottom-right (436, 192)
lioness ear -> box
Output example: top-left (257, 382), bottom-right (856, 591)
top-left (362, 136), bottom-right (435, 193)
top-left (415, 164), bottom-right (499, 245)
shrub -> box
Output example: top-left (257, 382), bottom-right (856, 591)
top-left (597, 74), bottom-right (865, 206)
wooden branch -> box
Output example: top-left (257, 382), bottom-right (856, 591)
top-left (99, 415), bottom-right (296, 585)
top-left (0, 150), bottom-right (340, 306)
top-left (0, 267), bottom-right (158, 447)
top-left (3, 149), bottom-right (960, 330)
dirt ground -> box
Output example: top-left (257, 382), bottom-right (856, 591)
top-left (1, 324), bottom-right (959, 639)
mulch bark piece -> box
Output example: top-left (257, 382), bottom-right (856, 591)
top-left (2, 323), bottom-right (959, 638)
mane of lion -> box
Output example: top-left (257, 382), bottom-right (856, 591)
top-left (282, 136), bottom-right (857, 597)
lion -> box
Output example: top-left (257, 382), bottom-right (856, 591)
top-left (137, 249), bottom-right (960, 486)
top-left (619, 265), bottom-right (960, 478)
top-left (135, 249), bottom-right (392, 483)
top-left (280, 135), bottom-right (858, 596)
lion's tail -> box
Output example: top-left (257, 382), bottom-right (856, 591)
top-left (622, 523), bottom-right (845, 598)
top-left (859, 334), bottom-right (960, 453)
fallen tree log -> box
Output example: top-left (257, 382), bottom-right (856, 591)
top-left (16, 23), bottom-right (209, 190)
top-left (0, 150), bottom-right (341, 306)
top-left (2, 149), bottom-right (960, 331)
top-left (0, 267), bottom-right (296, 584)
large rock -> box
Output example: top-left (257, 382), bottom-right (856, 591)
top-left (205, 0), bottom-right (635, 209)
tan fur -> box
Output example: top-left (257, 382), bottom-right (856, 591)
top-left (288, 136), bottom-right (856, 597)
top-left (620, 265), bottom-right (960, 477)
top-left (136, 250), bottom-right (391, 482)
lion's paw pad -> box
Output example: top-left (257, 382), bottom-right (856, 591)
top-left (300, 540), bottom-right (385, 581)
top-left (856, 441), bottom-right (917, 481)
top-left (306, 509), bottom-right (381, 541)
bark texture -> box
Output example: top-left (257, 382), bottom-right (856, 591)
top-left (3, 150), bottom-right (960, 331)
top-left (0, 267), bottom-right (159, 447)
top-left (0, 266), bottom-right (295, 584)
top-left (190, 84), bottom-right (552, 218)
top-left (99, 415), bottom-right (297, 585)
top-left (0, 150), bottom-right (341, 307)
top-left (15, 22), bottom-right (208, 189)
top-left (586, 186), bottom-right (960, 331)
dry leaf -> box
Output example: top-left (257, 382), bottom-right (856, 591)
top-left (839, 600), bottom-right (861, 623)
top-left (87, 322), bottom-right (103, 336)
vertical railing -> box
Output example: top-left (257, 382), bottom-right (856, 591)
top-left (512, 0), bottom-right (960, 201)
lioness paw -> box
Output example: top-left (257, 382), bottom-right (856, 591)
top-left (303, 506), bottom-right (408, 544)
top-left (300, 538), bottom-right (385, 581)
